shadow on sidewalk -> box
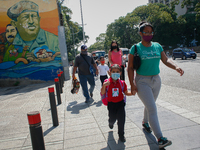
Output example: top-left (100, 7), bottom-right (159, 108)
top-left (0, 81), bottom-right (54, 96)
top-left (101, 131), bottom-right (126, 150)
top-left (143, 129), bottom-right (166, 150)
top-left (90, 99), bottom-right (103, 107)
top-left (43, 126), bottom-right (58, 136)
top-left (67, 101), bottom-right (89, 114)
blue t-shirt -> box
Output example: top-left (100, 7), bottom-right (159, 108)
top-left (130, 42), bottom-right (163, 76)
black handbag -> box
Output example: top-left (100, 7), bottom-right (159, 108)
top-left (133, 44), bottom-right (141, 70)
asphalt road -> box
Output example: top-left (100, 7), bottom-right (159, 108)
top-left (158, 54), bottom-right (200, 115)
top-left (159, 54), bottom-right (200, 92)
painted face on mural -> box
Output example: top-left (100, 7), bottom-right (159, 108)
top-left (13, 12), bottom-right (40, 41)
top-left (5, 25), bottom-right (17, 43)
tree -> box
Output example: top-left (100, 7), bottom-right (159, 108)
top-left (61, 5), bottom-right (89, 61)
top-left (104, 3), bottom-right (179, 49)
top-left (181, 0), bottom-right (200, 20)
top-left (88, 33), bottom-right (106, 52)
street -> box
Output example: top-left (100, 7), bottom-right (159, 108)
top-left (159, 55), bottom-right (200, 115)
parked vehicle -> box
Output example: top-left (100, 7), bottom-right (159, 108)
top-left (91, 50), bottom-right (105, 60)
top-left (121, 48), bottom-right (129, 62)
top-left (172, 48), bottom-right (197, 60)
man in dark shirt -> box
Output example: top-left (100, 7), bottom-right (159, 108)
top-left (72, 45), bottom-right (98, 103)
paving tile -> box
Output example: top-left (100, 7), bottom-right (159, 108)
top-left (66, 142), bottom-right (110, 150)
top-left (64, 134), bottom-right (105, 149)
top-left (65, 127), bottom-right (102, 139)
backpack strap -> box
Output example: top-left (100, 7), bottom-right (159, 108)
top-left (119, 79), bottom-right (126, 103)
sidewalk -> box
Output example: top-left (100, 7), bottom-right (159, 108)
top-left (0, 76), bottom-right (200, 150)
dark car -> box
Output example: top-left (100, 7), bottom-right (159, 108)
top-left (92, 50), bottom-right (105, 60)
top-left (172, 48), bottom-right (197, 60)
top-left (92, 50), bottom-right (105, 65)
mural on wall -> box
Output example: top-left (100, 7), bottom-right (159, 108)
top-left (0, 0), bottom-right (62, 81)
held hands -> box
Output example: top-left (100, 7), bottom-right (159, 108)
top-left (175, 67), bottom-right (184, 76)
top-left (131, 84), bottom-right (137, 95)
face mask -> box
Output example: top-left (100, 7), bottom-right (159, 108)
top-left (111, 73), bottom-right (120, 80)
top-left (112, 46), bottom-right (117, 49)
top-left (100, 61), bottom-right (105, 64)
top-left (143, 35), bottom-right (153, 42)
top-left (81, 50), bottom-right (87, 55)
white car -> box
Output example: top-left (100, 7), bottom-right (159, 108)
top-left (121, 48), bottom-right (129, 62)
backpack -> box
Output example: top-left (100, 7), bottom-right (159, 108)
top-left (101, 78), bottom-right (126, 106)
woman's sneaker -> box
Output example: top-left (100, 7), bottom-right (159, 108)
top-left (142, 122), bottom-right (152, 133)
top-left (158, 137), bottom-right (172, 148)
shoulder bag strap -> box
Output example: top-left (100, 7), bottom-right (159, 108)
top-left (134, 44), bottom-right (137, 55)
top-left (81, 54), bottom-right (90, 67)
top-left (119, 79), bottom-right (124, 92)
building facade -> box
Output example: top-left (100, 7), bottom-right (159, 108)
top-left (148, 0), bottom-right (191, 17)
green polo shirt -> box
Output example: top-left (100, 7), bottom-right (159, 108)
top-left (130, 42), bottom-right (163, 76)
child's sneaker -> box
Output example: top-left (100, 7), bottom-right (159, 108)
top-left (142, 122), bottom-right (152, 133)
top-left (109, 123), bottom-right (113, 129)
top-left (158, 137), bottom-right (172, 148)
top-left (119, 135), bottom-right (126, 142)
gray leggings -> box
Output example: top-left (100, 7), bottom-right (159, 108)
top-left (135, 74), bottom-right (162, 139)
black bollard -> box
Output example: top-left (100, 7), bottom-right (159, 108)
top-left (54, 78), bottom-right (61, 105)
top-left (61, 70), bottom-right (65, 81)
top-left (27, 111), bottom-right (45, 150)
top-left (60, 71), bottom-right (64, 87)
top-left (57, 74), bottom-right (63, 93)
top-left (48, 87), bottom-right (59, 126)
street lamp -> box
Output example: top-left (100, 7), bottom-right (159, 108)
top-left (79, 0), bottom-right (86, 44)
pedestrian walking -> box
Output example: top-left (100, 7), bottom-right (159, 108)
top-left (127, 22), bottom-right (184, 149)
top-left (72, 45), bottom-right (98, 103)
top-left (108, 40), bottom-right (125, 80)
top-left (101, 64), bottom-right (132, 142)
top-left (97, 56), bottom-right (109, 86)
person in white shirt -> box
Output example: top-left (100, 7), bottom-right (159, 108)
top-left (98, 56), bottom-right (110, 85)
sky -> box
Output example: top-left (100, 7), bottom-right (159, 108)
top-left (63, 0), bottom-right (148, 48)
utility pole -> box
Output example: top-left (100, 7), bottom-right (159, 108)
top-left (57, 0), bottom-right (70, 80)
top-left (79, 0), bottom-right (85, 44)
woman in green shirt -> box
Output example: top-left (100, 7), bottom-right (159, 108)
top-left (128, 22), bottom-right (184, 149)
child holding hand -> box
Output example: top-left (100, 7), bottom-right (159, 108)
top-left (101, 64), bottom-right (132, 142)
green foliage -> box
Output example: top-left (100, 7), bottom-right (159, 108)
top-left (181, 0), bottom-right (200, 20)
top-left (61, 5), bottom-right (89, 62)
top-left (88, 33), bottom-right (106, 53)
top-left (91, 2), bottom-right (199, 51)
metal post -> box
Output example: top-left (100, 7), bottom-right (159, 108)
top-left (48, 87), bottom-right (59, 126)
top-left (54, 78), bottom-right (61, 105)
top-left (60, 72), bottom-right (64, 87)
top-left (27, 111), bottom-right (45, 150)
top-left (58, 74), bottom-right (63, 93)
top-left (80, 0), bottom-right (85, 44)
